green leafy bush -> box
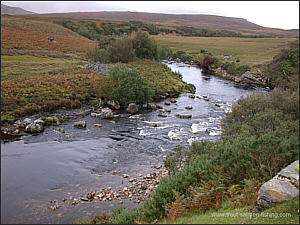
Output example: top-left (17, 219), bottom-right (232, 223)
top-left (132, 31), bottom-right (159, 60)
top-left (109, 65), bottom-right (154, 106)
top-left (86, 47), bottom-right (110, 63)
top-left (222, 62), bottom-right (250, 75)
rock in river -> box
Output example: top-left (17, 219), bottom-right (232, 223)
top-left (25, 122), bottom-right (44, 133)
top-left (147, 103), bottom-right (157, 110)
top-left (99, 108), bottom-right (114, 119)
top-left (177, 114), bottom-right (192, 119)
top-left (74, 120), bottom-right (86, 128)
top-left (107, 100), bottom-right (120, 110)
top-left (127, 103), bottom-right (139, 114)
top-left (158, 111), bottom-right (167, 117)
top-left (185, 106), bottom-right (193, 110)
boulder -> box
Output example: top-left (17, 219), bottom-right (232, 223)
top-left (164, 101), bottom-right (171, 105)
top-left (158, 111), bottom-right (167, 117)
top-left (156, 104), bottom-right (163, 109)
top-left (91, 112), bottom-right (100, 117)
top-left (34, 119), bottom-right (45, 125)
top-left (185, 106), bottom-right (193, 110)
top-left (170, 98), bottom-right (177, 103)
top-left (74, 120), bottom-right (86, 128)
top-left (188, 94), bottom-right (195, 99)
top-left (107, 100), bottom-right (120, 110)
top-left (177, 114), bottom-right (192, 119)
top-left (147, 103), bottom-right (157, 110)
top-left (126, 103), bottom-right (139, 115)
top-left (25, 122), bottom-right (44, 133)
top-left (99, 108), bottom-right (114, 119)
top-left (257, 160), bottom-right (299, 209)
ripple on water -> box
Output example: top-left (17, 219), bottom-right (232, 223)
top-left (168, 128), bottom-right (188, 141)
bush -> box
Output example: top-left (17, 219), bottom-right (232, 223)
top-left (222, 62), bottom-right (250, 75)
top-left (132, 31), bottom-right (159, 60)
top-left (86, 47), bottom-right (110, 63)
top-left (107, 37), bottom-right (135, 63)
top-left (158, 46), bottom-right (173, 60)
top-left (109, 65), bottom-right (154, 106)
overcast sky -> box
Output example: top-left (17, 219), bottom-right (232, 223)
top-left (2, 1), bottom-right (299, 30)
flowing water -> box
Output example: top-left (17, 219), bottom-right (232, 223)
top-left (1, 61), bottom-right (266, 224)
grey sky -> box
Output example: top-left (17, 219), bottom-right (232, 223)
top-left (2, 1), bottom-right (299, 30)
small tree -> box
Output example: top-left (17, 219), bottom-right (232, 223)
top-left (109, 65), bottom-right (154, 106)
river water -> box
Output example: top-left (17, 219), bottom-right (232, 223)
top-left (1, 62), bottom-right (265, 224)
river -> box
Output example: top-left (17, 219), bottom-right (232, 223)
top-left (1, 61), bottom-right (266, 224)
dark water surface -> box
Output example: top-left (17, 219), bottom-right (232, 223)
top-left (1, 62), bottom-right (265, 224)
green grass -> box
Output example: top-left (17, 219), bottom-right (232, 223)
top-left (1, 55), bottom-right (88, 80)
top-left (153, 35), bottom-right (297, 67)
top-left (159, 197), bottom-right (299, 224)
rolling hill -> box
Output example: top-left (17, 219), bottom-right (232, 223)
top-left (37, 11), bottom-right (298, 37)
top-left (1, 4), bottom-right (37, 15)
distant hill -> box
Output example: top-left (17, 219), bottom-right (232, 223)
top-left (1, 4), bottom-right (37, 15)
top-left (38, 11), bottom-right (298, 38)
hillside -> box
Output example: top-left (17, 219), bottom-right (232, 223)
top-left (1, 4), bottom-right (36, 15)
top-left (1, 15), bottom-right (97, 54)
top-left (37, 11), bottom-right (298, 37)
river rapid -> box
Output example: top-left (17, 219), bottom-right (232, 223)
top-left (1, 61), bottom-right (266, 224)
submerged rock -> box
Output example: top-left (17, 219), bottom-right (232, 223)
top-left (126, 103), bottom-right (139, 115)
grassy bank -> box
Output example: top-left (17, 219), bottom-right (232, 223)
top-left (1, 59), bottom-right (193, 122)
top-left (153, 35), bottom-right (297, 68)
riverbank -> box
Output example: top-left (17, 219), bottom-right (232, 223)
top-left (1, 59), bottom-right (195, 141)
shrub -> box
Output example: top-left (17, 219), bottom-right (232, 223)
top-left (109, 65), bottom-right (154, 106)
top-left (107, 37), bottom-right (135, 63)
top-left (222, 62), bottom-right (250, 75)
top-left (86, 47), bottom-right (110, 63)
top-left (158, 46), bottom-right (173, 60)
top-left (132, 31), bottom-right (159, 60)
